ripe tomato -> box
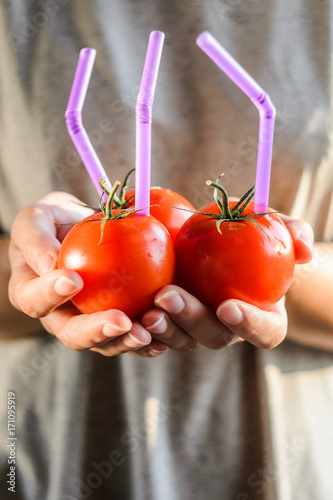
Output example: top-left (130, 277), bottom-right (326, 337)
top-left (174, 200), bottom-right (295, 311)
top-left (58, 212), bottom-right (175, 320)
top-left (121, 187), bottom-right (196, 241)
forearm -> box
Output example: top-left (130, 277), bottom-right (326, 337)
top-left (0, 235), bottom-right (42, 339)
top-left (286, 242), bottom-right (333, 351)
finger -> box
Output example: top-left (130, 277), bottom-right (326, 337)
top-left (41, 306), bottom-right (150, 355)
top-left (141, 308), bottom-right (202, 351)
top-left (280, 216), bottom-right (314, 264)
top-left (91, 323), bottom-right (152, 356)
top-left (153, 285), bottom-right (240, 349)
top-left (128, 338), bottom-right (170, 358)
top-left (11, 203), bottom-right (63, 276)
top-left (216, 298), bottom-right (287, 349)
top-left (10, 193), bottom-right (94, 276)
top-left (9, 249), bottom-right (84, 317)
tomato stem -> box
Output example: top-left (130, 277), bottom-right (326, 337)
top-left (119, 168), bottom-right (135, 208)
top-left (206, 180), bottom-right (233, 219)
top-left (105, 181), bottom-right (121, 219)
top-left (99, 178), bottom-right (122, 207)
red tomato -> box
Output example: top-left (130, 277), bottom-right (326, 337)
top-left (58, 212), bottom-right (175, 320)
top-left (123, 187), bottom-right (196, 241)
top-left (174, 200), bottom-right (295, 311)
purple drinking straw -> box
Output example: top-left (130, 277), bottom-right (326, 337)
top-left (135, 31), bottom-right (165, 215)
top-left (65, 48), bottom-right (112, 199)
top-left (196, 31), bottom-right (276, 213)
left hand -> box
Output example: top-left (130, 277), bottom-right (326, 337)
top-left (131, 215), bottom-right (314, 357)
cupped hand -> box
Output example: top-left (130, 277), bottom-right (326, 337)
top-left (135, 215), bottom-right (314, 356)
top-left (8, 192), bottom-right (152, 356)
top-left (9, 197), bottom-right (314, 358)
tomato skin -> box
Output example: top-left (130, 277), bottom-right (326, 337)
top-left (58, 212), bottom-right (175, 320)
top-left (124, 187), bottom-right (196, 241)
top-left (174, 201), bottom-right (296, 311)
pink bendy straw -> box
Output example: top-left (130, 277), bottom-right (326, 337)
top-left (65, 48), bottom-right (112, 198)
top-left (135, 31), bottom-right (165, 215)
top-left (196, 31), bottom-right (276, 213)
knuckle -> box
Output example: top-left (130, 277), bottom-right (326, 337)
top-left (210, 333), bottom-right (236, 350)
top-left (15, 293), bottom-right (41, 318)
top-left (182, 308), bottom-right (203, 330)
top-left (262, 332), bottom-right (286, 350)
top-left (176, 338), bottom-right (198, 351)
top-left (90, 347), bottom-right (102, 354)
top-left (90, 347), bottom-right (114, 357)
top-left (59, 324), bottom-right (86, 351)
top-left (61, 336), bottom-right (85, 351)
top-left (31, 292), bottom-right (62, 319)
top-left (136, 349), bottom-right (155, 358)
top-left (21, 304), bottom-right (42, 319)
top-left (21, 299), bottom-right (50, 319)
top-left (24, 307), bottom-right (40, 319)
top-left (90, 334), bottom-right (108, 345)
top-left (262, 339), bottom-right (278, 350)
top-left (7, 282), bottom-right (18, 310)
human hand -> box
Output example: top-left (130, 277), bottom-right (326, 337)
top-left (8, 192), bottom-right (152, 356)
top-left (136, 215), bottom-right (314, 355)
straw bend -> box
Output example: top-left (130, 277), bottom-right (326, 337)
top-left (252, 91), bottom-right (276, 119)
top-left (136, 92), bottom-right (154, 123)
top-left (65, 109), bottom-right (83, 136)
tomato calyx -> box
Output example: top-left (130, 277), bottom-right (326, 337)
top-left (72, 170), bottom-right (135, 212)
top-left (94, 178), bottom-right (151, 244)
top-left (55, 178), bottom-right (149, 245)
top-left (207, 178), bottom-right (276, 238)
top-left (176, 176), bottom-right (280, 239)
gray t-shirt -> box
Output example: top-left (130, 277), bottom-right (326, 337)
top-left (1, 1), bottom-right (333, 499)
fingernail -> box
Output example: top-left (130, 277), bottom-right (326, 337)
top-left (123, 333), bottom-right (150, 348)
top-left (113, 313), bottom-right (132, 332)
top-left (149, 348), bottom-right (168, 357)
top-left (145, 315), bottom-right (168, 334)
top-left (102, 322), bottom-right (131, 337)
top-left (155, 291), bottom-right (185, 314)
top-left (54, 276), bottom-right (82, 297)
top-left (39, 254), bottom-right (56, 275)
top-left (217, 302), bottom-right (243, 325)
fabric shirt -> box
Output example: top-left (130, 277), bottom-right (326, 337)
top-left (0, 1), bottom-right (333, 499)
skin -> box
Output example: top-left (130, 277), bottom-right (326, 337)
top-left (285, 242), bottom-right (333, 351)
top-left (4, 191), bottom-right (315, 357)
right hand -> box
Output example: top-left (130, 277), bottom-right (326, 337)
top-left (8, 191), bottom-right (154, 356)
